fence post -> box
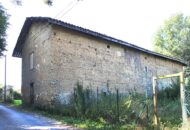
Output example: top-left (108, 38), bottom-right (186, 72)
top-left (180, 72), bottom-right (188, 129)
top-left (145, 67), bottom-right (149, 119)
top-left (116, 88), bottom-right (119, 122)
top-left (96, 87), bottom-right (99, 113)
top-left (152, 76), bottom-right (158, 126)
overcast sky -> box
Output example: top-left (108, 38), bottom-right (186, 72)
top-left (0, 0), bottom-right (190, 89)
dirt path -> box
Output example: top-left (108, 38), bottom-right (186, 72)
top-left (0, 104), bottom-right (78, 130)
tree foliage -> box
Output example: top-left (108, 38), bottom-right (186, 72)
top-left (11, 0), bottom-right (53, 6)
top-left (0, 4), bottom-right (8, 56)
top-left (44, 0), bottom-right (53, 6)
top-left (154, 14), bottom-right (190, 64)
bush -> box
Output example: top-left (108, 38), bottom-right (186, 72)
top-left (6, 89), bottom-right (21, 103)
top-left (157, 79), bottom-right (180, 100)
top-left (39, 83), bottom-right (152, 127)
top-left (32, 82), bottom-right (184, 129)
top-left (13, 91), bottom-right (21, 100)
top-left (0, 88), bottom-right (3, 100)
top-left (157, 79), bottom-right (182, 127)
top-left (6, 88), bottom-right (14, 103)
top-left (67, 85), bottom-right (152, 126)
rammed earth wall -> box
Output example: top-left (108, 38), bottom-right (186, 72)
top-left (21, 22), bottom-right (183, 106)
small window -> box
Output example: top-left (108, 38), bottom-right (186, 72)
top-left (29, 52), bottom-right (34, 70)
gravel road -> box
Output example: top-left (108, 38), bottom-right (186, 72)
top-left (0, 104), bottom-right (78, 130)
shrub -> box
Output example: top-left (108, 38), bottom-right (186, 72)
top-left (157, 79), bottom-right (180, 100)
top-left (0, 88), bottom-right (3, 100)
top-left (6, 88), bottom-right (14, 103)
top-left (72, 83), bottom-right (96, 118)
top-left (157, 78), bottom-right (182, 127)
top-left (69, 85), bottom-right (152, 126)
top-left (13, 91), bottom-right (21, 100)
top-left (47, 83), bottom-right (151, 126)
top-left (6, 89), bottom-right (21, 103)
top-left (32, 82), bottom-right (183, 128)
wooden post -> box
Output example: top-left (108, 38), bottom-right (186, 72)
top-left (152, 76), bottom-right (158, 125)
top-left (145, 67), bottom-right (149, 119)
top-left (116, 89), bottom-right (119, 122)
top-left (96, 87), bottom-right (99, 113)
top-left (152, 72), bottom-right (189, 128)
top-left (180, 72), bottom-right (188, 128)
top-left (4, 55), bottom-right (6, 102)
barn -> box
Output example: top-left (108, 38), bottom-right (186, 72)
top-left (13, 17), bottom-right (185, 106)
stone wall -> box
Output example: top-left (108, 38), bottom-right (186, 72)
top-left (22, 22), bottom-right (53, 105)
top-left (21, 23), bottom-right (183, 106)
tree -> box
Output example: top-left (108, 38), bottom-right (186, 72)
top-left (11, 0), bottom-right (53, 6)
top-left (44, 0), bottom-right (53, 6)
top-left (154, 14), bottom-right (190, 65)
top-left (0, 4), bottom-right (8, 56)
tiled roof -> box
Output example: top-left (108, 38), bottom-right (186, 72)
top-left (13, 17), bottom-right (186, 65)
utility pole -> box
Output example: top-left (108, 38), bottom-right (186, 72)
top-left (4, 55), bottom-right (6, 102)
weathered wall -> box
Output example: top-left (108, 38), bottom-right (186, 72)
top-left (22, 23), bottom-right (53, 105)
top-left (21, 23), bottom-right (183, 106)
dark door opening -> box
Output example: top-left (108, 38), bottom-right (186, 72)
top-left (30, 82), bottom-right (34, 104)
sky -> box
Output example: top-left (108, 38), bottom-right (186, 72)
top-left (0, 0), bottom-right (190, 90)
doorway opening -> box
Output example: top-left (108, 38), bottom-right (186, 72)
top-left (30, 82), bottom-right (34, 104)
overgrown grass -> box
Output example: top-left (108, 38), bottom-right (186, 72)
top-left (157, 79), bottom-right (183, 128)
top-left (4, 96), bottom-right (181, 129)
top-left (20, 82), bottom-right (184, 129)
top-left (48, 84), bottom-right (156, 129)
top-left (15, 104), bottom-right (137, 130)
top-left (2, 80), bottom-right (186, 130)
